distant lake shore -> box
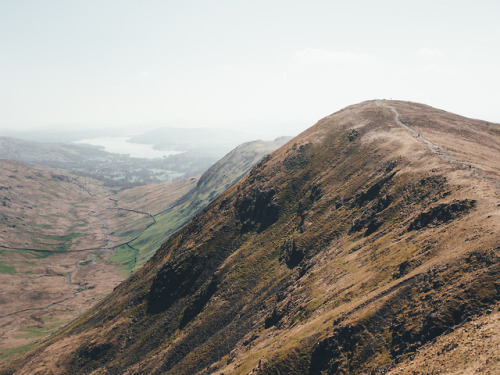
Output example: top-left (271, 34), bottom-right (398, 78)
top-left (74, 137), bottom-right (184, 159)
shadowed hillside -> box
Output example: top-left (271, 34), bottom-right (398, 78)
top-left (2, 100), bottom-right (499, 374)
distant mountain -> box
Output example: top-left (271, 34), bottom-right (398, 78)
top-left (3, 101), bottom-right (499, 374)
top-left (0, 136), bottom-right (213, 187)
top-left (187, 137), bottom-right (293, 206)
top-left (0, 128), bottom-right (117, 144)
top-left (128, 127), bottom-right (263, 158)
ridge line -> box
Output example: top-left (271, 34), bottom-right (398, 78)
top-left (376, 100), bottom-right (499, 196)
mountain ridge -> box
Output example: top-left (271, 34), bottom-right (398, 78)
top-left (2, 100), bottom-right (499, 374)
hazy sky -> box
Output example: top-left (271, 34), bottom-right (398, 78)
top-left (1, 0), bottom-right (499, 135)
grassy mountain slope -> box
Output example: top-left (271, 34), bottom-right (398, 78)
top-left (125, 138), bottom-right (291, 269)
top-left (2, 100), bottom-right (499, 374)
top-left (388, 300), bottom-right (500, 374)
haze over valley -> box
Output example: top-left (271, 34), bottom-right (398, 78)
top-left (1, 1), bottom-right (500, 374)
top-left (0, 126), bottom-right (277, 188)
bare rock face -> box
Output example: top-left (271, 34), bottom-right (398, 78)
top-left (279, 239), bottom-right (305, 268)
top-left (235, 187), bottom-right (280, 233)
top-left (408, 199), bottom-right (476, 230)
top-left (147, 253), bottom-right (206, 314)
top-left (3, 100), bottom-right (500, 375)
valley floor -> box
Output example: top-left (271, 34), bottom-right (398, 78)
top-left (0, 161), bottom-right (195, 361)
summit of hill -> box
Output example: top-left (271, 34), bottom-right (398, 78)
top-left (2, 100), bottom-right (499, 374)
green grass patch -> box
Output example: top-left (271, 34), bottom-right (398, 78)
top-left (41, 315), bottom-right (61, 324)
top-left (13, 315), bottom-right (64, 343)
top-left (15, 325), bottom-right (55, 339)
top-left (23, 250), bottom-right (53, 258)
top-left (0, 343), bottom-right (36, 361)
top-left (0, 261), bottom-right (15, 274)
top-left (110, 245), bottom-right (138, 274)
top-left (130, 201), bottom-right (200, 269)
top-left (29, 232), bottom-right (83, 252)
top-left (50, 233), bottom-right (83, 252)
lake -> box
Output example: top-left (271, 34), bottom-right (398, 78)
top-left (74, 137), bottom-right (183, 159)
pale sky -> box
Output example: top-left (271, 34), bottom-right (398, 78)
top-left (1, 0), bottom-right (499, 135)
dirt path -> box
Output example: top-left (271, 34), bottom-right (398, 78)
top-left (376, 100), bottom-right (500, 196)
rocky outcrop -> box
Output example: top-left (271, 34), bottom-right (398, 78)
top-left (235, 188), bottom-right (280, 233)
top-left (408, 199), bottom-right (476, 230)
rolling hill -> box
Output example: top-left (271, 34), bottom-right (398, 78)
top-left (1, 100), bottom-right (499, 374)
